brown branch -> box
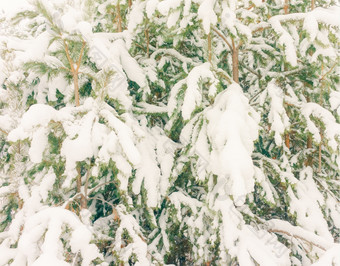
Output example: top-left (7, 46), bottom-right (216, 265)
top-left (76, 41), bottom-right (86, 73)
top-left (284, 0), bottom-right (289, 14)
top-left (0, 128), bottom-right (8, 135)
top-left (318, 133), bottom-right (323, 173)
top-left (285, 133), bottom-right (290, 149)
top-left (76, 165), bottom-right (87, 209)
top-left (212, 27), bottom-right (232, 51)
top-left (216, 70), bottom-right (232, 83)
top-left (61, 38), bottom-right (81, 106)
top-left (134, 41), bottom-right (147, 52)
top-left (88, 180), bottom-right (117, 195)
top-left (60, 66), bottom-right (71, 73)
top-left (252, 25), bottom-right (271, 34)
top-left (268, 228), bottom-right (327, 251)
top-left (319, 61), bottom-right (337, 82)
top-left (145, 28), bottom-right (150, 58)
top-left (83, 168), bottom-right (91, 208)
top-left (237, 40), bottom-right (243, 49)
top-left (247, 4), bottom-right (255, 10)
top-left (116, 2), bottom-right (123, 32)
top-left (311, 0), bottom-right (315, 10)
top-left (241, 63), bottom-right (261, 79)
top-left (88, 196), bottom-right (120, 221)
top-left (208, 31), bottom-right (212, 63)
top-left (62, 39), bottom-right (74, 72)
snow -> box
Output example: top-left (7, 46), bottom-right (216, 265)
top-left (0, 0), bottom-right (30, 18)
top-left (157, 0), bottom-right (182, 16)
top-left (181, 63), bottom-right (217, 120)
top-left (312, 244), bottom-right (340, 266)
top-left (7, 105), bottom-right (73, 162)
top-left (134, 138), bottom-right (161, 207)
top-left (269, 17), bottom-right (297, 66)
top-left (206, 83), bottom-right (259, 203)
top-left (113, 205), bottom-right (150, 265)
top-left (100, 109), bottom-right (141, 166)
top-left (146, 0), bottom-right (159, 18)
top-left (167, 10), bottom-right (180, 28)
top-left (13, 207), bottom-right (102, 265)
top-left (61, 111), bottom-right (96, 171)
top-left (0, 114), bottom-right (13, 132)
top-left (267, 81), bottom-right (290, 146)
top-left (288, 168), bottom-right (334, 243)
top-left (215, 198), bottom-right (291, 265)
top-left (267, 218), bottom-right (334, 251)
top-left (330, 90), bottom-right (340, 115)
top-left (197, 0), bottom-right (217, 34)
top-left (128, 1), bottom-right (145, 32)
top-left (1, 0), bottom-right (340, 265)
top-left (303, 13), bottom-right (318, 42)
top-left (302, 102), bottom-right (340, 150)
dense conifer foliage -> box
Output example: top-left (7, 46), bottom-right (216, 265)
top-left (0, 0), bottom-right (339, 265)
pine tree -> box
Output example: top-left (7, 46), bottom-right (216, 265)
top-left (0, 0), bottom-right (339, 265)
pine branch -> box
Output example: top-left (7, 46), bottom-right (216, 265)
top-left (267, 219), bottom-right (333, 251)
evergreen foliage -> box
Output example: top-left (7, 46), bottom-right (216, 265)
top-left (0, 0), bottom-right (339, 265)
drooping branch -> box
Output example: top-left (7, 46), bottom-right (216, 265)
top-left (267, 219), bottom-right (334, 251)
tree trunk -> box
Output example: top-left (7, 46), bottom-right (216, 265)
top-left (232, 46), bottom-right (239, 83)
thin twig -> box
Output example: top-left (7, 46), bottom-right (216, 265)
top-left (241, 63), bottom-right (261, 78)
top-left (319, 61), bottom-right (337, 82)
top-left (88, 180), bottom-right (117, 195)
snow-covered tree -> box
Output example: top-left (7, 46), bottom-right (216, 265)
top-left (0, 0), bottom-right (339, 265)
